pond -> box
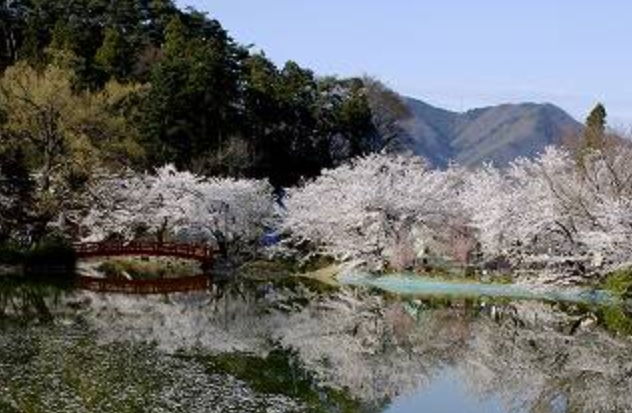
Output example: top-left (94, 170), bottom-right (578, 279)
top-left (1, 274), bottom-right (631, 413)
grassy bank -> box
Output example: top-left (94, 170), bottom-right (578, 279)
top-left (96, 257), bottom-right (201, 280)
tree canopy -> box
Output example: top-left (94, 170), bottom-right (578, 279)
top-left (0, 0), bottom-right (407, 188)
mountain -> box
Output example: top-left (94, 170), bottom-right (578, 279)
top-left (401, 97), bottom-right (582, 167)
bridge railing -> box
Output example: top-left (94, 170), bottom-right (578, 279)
top-left (73, 241), bottom-right (215, 262)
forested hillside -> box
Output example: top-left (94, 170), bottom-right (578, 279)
top-left (0, 0), bottom-right (402, 188)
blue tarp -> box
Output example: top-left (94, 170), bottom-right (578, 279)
top-left (339, 272), bottom-right (616, 305)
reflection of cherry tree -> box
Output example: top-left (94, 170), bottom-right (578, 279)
top-left (460, 301), bottom-right (632, 412)
top-left (55, 283), bottom-right (632, 412)
top-left (273, 288), bottom-right (471, 402)
top-left (274, 286), bottom-right (632, 410)
top-left (6, 275), bottom-right (632, 411)
top-left (71, 289), bottom-right (278, 354)
top-left (51, 283), bottom-right (469, 404)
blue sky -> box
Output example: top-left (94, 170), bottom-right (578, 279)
top-left (176, 0), bottom-right (632, 126)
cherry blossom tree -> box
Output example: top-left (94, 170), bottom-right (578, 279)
top-left (460, 147), bottom-right (581, 266)
top-left (460, 144), bottom-right (632, 279)
top-left (76, 165), bottom-right (277, 255)
top-left (282, 153), bottom-right (464, 270)
top-left (57, 139), bottom-right (632, 280)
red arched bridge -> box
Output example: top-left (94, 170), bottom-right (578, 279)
top-left (74, 241), bottom-right (215, 263)
top-left (73, 241), bottom-right (217, 295)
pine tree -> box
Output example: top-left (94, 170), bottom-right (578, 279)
top-left (0, 145), bottom-right (35, 244)
top-left (95, 27), bottom-right (133, 81)
top-left (583, 103), bottom-right (607, 152)
top-left (18, 18), bottom-right (44, 68)
top-left (0, 1), bottom-right (18, 72)
top-left (49, 20), bottom-right (76, 53)
top-left (163, 15), bottom-right (188, 59)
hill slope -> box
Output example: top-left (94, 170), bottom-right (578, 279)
top-left (402, 98), bottom-right (582, 167)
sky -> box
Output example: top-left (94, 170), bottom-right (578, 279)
top-left (176, 0), bottom-right (632, 126)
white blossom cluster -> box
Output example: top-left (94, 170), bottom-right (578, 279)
top-left (282, 153), bottom-right (463, 270)
top-left (283, 147), bottom-right (632, 277)
top-left (462, 146), bottom-right (632, 272)
top-left (77, 165), bottom-right (277, 250)
top-left (66, 144), bottom-right (632, 280)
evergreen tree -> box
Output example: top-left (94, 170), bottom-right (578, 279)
top-left (18, 16), bottom-right (44, 68)
top-left (0, 145), bottom-right (35, 244)
top-left (0, 0), bottom-right (20, 72)
top-left (0, 0), bottom-right (391, 188)
top-left (583, 102), bottom-right (607, 151)
top-left (49, 19), bottom-right (77, 52)
top-left (240, 53), bottom-right (281, 174)
top-left (163, 15), bottom-right (188, 59)
top-left (334, 78), bottom-right (378, 158)
top-left (145, 0), bottom-right (179, 43)
top-left (94, 27), bottom-right (133, 81)
top-left (140, 13), bottom-right (246, 172)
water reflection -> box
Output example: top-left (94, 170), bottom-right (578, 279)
top-left (1, 277), bottom-right (631, 412)
top-left (0, 277), bottom-right (66, 323)
top-left (387, 369), bottom-right (513, 413)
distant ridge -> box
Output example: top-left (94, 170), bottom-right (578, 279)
top-left (401, 97), bottom-right (582, 167)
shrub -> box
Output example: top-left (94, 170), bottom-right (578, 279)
top-left (23, 235), bottom-right (76, 279)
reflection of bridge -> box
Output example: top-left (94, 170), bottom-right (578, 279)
top-left (75, 275), bottom-right (212, 294)
top-left (73, 241), bottom-right (216, 294)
